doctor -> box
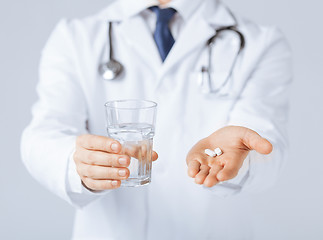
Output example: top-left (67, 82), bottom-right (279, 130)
top-left (21, 0), bottom-right (292, 239)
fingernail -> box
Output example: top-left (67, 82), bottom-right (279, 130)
top-left (118, 158), bottom-right (127, 165)
top-left (111, 143), bottom-right (119, 152)
top-left (111, 180), bottom-right (118, 186)
top-left (118, 169), bottom-right (126, 177)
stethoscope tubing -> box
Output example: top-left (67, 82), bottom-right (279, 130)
top-left (101, 8), bottom-right (246, 96)
top-left (203, 25), bottom-right (245, 95)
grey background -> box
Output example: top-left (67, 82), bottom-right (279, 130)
top-left (1, 0), bottom-right (322, 239)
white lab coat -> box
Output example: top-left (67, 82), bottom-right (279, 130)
top-left (21, 0), bottom-right (292, 239)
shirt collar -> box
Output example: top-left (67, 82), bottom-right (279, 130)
top-left (97, 0), bottom-right (208, 22)
top-left (168, 0), bottom-right (205, 21)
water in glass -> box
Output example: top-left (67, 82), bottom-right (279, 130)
top-left (108, 123), bottom-right (154, 187)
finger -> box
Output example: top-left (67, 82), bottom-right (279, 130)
top-left (186, 151), bottom-right (208, 179)
top-left (123, 141), bottom-right (153, 161)
top-left (78, 164), bottom-right (130, 180)
top-left (75, 149), bottom-right (130, 167)
top-left (123, 144), bottom-right (140, 160)
top-left (203, 162), bottom-right (223, 187)
top-left (187, 160), bottom-right (201, 178)
top-left (122, 140), bottom-right (158, 162)
top-left (216, 158), bottom-right (241, 182)
top-left (82, 177), bottom-right (121, 191)
top-left (186, 151), bottom-right (208, 166)
top-left (194, 165), bottom-right (210, 185)
top-left (152, 151), bottom-right (158, 161)
top-left (77, 134), bottom-right (122, 153)
top-left (242, 129), bottom-right (273, 154)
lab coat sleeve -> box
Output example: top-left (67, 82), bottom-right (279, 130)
top-left (226, 27), bottom-right (293, 193)
top-left (21, 19), bottom-right (109, 208)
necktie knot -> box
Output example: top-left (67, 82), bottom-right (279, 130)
top-left (149, 6), bottom-right (177, 25)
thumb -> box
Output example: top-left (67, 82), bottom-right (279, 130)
top-left (242, 129), bottom-right (273, 154)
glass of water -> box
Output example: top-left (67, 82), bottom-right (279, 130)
top-left (105, 100), bottom-right (157, 187)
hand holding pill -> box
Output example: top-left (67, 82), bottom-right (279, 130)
top-left (186, 126), bottom-right (273, 188)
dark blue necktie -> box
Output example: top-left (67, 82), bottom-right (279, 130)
top-left (149, 6), bottom-right (176, 62)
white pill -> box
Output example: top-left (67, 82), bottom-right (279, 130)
top-left (214, 147), bottom-right (223, 156)
top-left (204, 149), bottom-right (216, 157)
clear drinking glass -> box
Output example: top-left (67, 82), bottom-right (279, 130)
top-left (105, 100), bottom-right (157, 187)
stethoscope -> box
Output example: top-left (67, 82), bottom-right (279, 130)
top-left (199, 24), bottom-right (245, 94)
top-left (99, 22), bottom-right (123, 81)
top-left (99, 11), bottom-right (245, 95)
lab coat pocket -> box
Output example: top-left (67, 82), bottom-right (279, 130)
top-left (190, 70), bottom-right (236, 99)
top-left (183, 71), bottom-right (235, 137)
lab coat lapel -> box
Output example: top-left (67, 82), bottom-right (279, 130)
top-left (155, 1), bottom-right (238, 89)
top-left (118, 15), bottom-right (162, 73)
top-left (158, 16), bottom-right (214, 78)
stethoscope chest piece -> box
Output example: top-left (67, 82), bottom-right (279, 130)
top-left (99, 59), bottom-right (123, 81)
top-left (100, 21), bottom-right (124, 81)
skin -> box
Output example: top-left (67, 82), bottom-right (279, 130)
top-left (74, 135), bottom-right (158, 190)
top-left (186, 126), bottom-right (273, 187)
top-left (75, 126), bottom-right (272, 191)
top-left (74, 0), bottom-right (172, 192)
top-left (159, 0), bottom-right (172, 5)
top-left (74, 0), bottom-right (273, 191)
